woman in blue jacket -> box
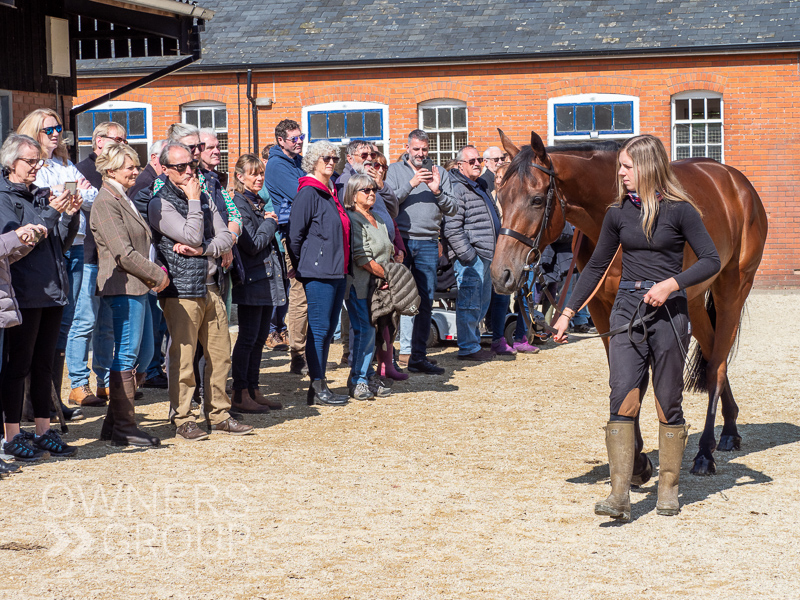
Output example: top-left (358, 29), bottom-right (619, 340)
top-left (287, 141), bottom-right (351, 406)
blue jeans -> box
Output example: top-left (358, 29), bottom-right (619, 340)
top-left (400, 238), bottom-right (438, 361)
top-left (57, 245), bottom-right (84, 350)
top-left (103, 294), bottom-right (149, 372)
top-left (345, 287), bottom-right (375, 385)
top-left (66, 262), bottom-right (114, 388)
top-left (146, 293), bottom-right (168, 378)
top-left (302, 278), bottom-right (347, 381)
top-left (566, 273), bottom-right (591, 327)
top-left (489, 291), bottom-right (510, 342)
top-left (454, 254), bottom-right (492, 355)
top-left (269, 278), bottom-right (290, 335)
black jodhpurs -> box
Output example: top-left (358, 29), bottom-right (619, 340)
top-left (1, 306), bottom-right (64, 423)
top-left (607, 291), bottom-right (690, 425)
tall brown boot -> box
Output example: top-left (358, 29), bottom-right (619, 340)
top-left (108, 370), bottom-right (160, 447)
top-left (595, 420), bottom-right (636, 522)
top-left (656, 423), bottom-right (690, 516)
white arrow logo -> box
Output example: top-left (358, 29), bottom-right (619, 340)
top-left (47, 524), bottom-right (94, 557)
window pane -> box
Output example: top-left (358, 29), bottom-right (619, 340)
top-left (185, 110), bottom-right (198, 127)
top-left (130, 142), bottom-right (147, 167)
top-left (214, 109), bottom-right (227, 129)
top-left (691, 98), bottom-right (705, 120)
top-left (309, 113), bottom-right (327, 140)
top-left (422, 108), bottom-right (435, 129)
top-left (575, 105), bottom-right (593, 131)
top-left (217, 132), bottom-right (228, 152)
top-left (675, 124), bottom-right (690, 145)
top-left (555, 105), bottom-right (574, 133)
top-left (453, 107), bottom-right (467, 128)
top-left (428, 133), bottom-right (439, 152)
top-left (95, 111), bottom-right (110, 125)
top-left (128, 110), bottom-right (145, 136)
top-left (676, 146), bottom-right (690, 160)
top-left (692, 124), bottom-right (706, 144)
top-left (111, 111), bottom-right (127, 130)
top-left (454, 131), bottom-right (468, 150)
top-left (595, 104), bottom-right (612, 131)
top-left (675, 99), bottom-right (690, 120)
top-left (346, 112), bottom-right (364, 138)
top-left (708, 145), bottom-right (722, 162)
top-left (199, 109), bottom-right (213, 129)
top-left (328, 113), bottom-right (345, 139)
top-left (707, 123), bottom-right (722, 144)
top-left (613, 104), bottom-right (632, 131)
top-left (77, 112), bottom-right (94, 138)
top-left (439, 133), bottom-right (453, 152)
top-left (707, 98), bottom-right (721, 119)
top-left (691, 145), bottom-right (706, 158)
top-left (217, 133), bottom-right (229, 172)
top-left (437, 107), bottom-right (452, 129)
top-left (364, 112), bottom-right (381, 137)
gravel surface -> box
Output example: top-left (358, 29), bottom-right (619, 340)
top-left (1, 290), bottom-right (798, 599)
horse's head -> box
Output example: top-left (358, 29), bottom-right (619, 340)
top-left (491, 130), bottom-right (567, 294)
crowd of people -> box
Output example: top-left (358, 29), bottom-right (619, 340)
top-left (0, 110), bottom-right (591, 472)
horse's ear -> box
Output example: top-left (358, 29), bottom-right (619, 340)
top-left (530, 131), bottom-right (547, 161)
top-left (497, 128), bottom-right (520, 159)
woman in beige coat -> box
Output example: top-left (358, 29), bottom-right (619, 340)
top-left (90, 143), bottom-right (169, 447)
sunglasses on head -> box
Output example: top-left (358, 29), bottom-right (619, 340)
top-left (165, 160), bottom-right (199, 173)
top-left (18, 157), bottom-right (45, 169)
top-left (40, 125), bottom-right (63, 136)
top-left (460, 157), bottom-right (484, 166)
top-left (320, 155), bottom-right (339, 164)
top-left (188, 142), bottom-right (206, 153)
top-left (358, 187), bottom-right (378, 194)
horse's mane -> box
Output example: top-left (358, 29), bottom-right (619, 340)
top-left (505, 141), bottom-right (621, 184)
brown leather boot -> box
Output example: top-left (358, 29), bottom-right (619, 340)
top-left (595, 420), bottom-right (635, 522)
top-left (108, 370), bottom-right (160, 447)
top-left (231, 389), bottom-right (271, 414)
top-left (69, 384), bottom-right (106, 407)
top-left (657, 423), bottom-right (690, 516)
top-left (249, 387), bottom-right (282, 410)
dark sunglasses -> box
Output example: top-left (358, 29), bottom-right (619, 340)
top-left (485, 157), bottom-right (503, 163)
top-left (283, 134), bottom-right (306, 144)
top-left (40, 125), bottom-right (63, 136)
top-left (320, 155), bottom-right (339, 164)
top-left (358, 152), bottom-right (378, 160)
top-left (188, 143), bottom-right (206, 153)
top-left (358, 187), bottom-right (378, 194)
top-left (17, 157), bottom-right (45, 169)
top-left (460, 157), bottom-right (484, 166)
top-left (102, 135), bottom-right (128, 144)
top-left (164, 160), bottom-right (198, 173)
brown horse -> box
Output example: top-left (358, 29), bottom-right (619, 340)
top-left (491, 130), bottom-right (768, 476)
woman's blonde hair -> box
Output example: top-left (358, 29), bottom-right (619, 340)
top-left (616, 134), bottom-right (701, 240)
top-left (17, 108), bottom-right (70, 165)
top-left (95, 143), bottom-right (140, 179)
top-left (234, 153), bottom-right (265, 193)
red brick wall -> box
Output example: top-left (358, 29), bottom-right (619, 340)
top-left (10, 91), bottom-right (73, 128)
top-left (77, 52), bottom-right (800, 287)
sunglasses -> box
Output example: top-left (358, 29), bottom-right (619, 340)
top-left (102, 135), bottom-right (128, 144)
top-left (320, 155), bottom-right (339, 164)
top-left (460, 157), bottom-right (484, 166)
top-left (165, 160), bottom-right (198, 173)
top-left (358, 152), bottom-right (378, 160)
top-left (485, 157), bottom-right (504, 163)
top-left (41, 125), bottom-right (63, 136)
top-left (188, 143), bottom-right (206, 153)
top-left (358, 187), bottom-right (378, 194)
top-left (17, 157), bottom-right (45, 169)
top-left (284, 134), bottom-right (306, 144)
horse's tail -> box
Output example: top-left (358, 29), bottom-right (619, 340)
top-left (684, 289), bottom-right (745, 393)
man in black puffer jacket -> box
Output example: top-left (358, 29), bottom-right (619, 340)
top-left (444, 145), bottom-right (501, 362)
top-left (148, 141), bottom-right (252, 441)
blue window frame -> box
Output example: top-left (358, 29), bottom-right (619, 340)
top-left (554, 102), bottom-right (634, 136)
top-left (76, 108), bottom-right (147, 141)
top-left (308, 109), bottom-right (383, 142)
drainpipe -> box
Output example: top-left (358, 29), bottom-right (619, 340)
top-left (246, 69), bottom-right (258, 155)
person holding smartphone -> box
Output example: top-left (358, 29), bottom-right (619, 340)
top-left (386, 129), bottom-right (456, 375)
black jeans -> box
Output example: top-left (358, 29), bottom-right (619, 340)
top-left (231, 304), bottom-right (272, 390)
top-left (1, 306), bottom-right (64, 423)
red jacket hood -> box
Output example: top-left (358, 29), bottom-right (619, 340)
top-left (297, 175), bottom-right (337, 199)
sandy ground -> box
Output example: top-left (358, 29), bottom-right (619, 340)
top-left (0, 290), bottom-right (799, 599)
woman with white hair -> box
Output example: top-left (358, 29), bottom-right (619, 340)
top-left (287, 141), bottom-right (351, 406)
top-left (0, 133), bottom-right (81, 461)
top-left (90, 143), bottom-right (169, 447)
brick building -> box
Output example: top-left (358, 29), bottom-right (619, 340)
top-left (75, 0), bottom-right (800, 286)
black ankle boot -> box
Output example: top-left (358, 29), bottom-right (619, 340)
top-left (307, 380), bottom-right (348, 406)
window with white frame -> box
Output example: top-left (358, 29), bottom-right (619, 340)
top-left (672, 92), bottom-right (723, 162)
top-left (547, 94), bottom-right (639, 146)
top-left (76, 101), bottom-right (152, 165)
top-left (182, 101), bottom-right (229, 172)
top-left (302, 101), bottom-right (389, 171)
top-left (419, 99), bottom-right (468, 166)
top-left (0, 90), bottom-right (12, 145)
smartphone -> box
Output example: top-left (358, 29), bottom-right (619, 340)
top-left (421, 157), bottom-right (434, 171)
top-left (64, 181), bottom-right (77, 194)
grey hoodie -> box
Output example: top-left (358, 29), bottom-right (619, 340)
top-left (386, 154), bottom-right (456, 240)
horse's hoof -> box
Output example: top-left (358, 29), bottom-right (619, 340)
top-left (717, 435), bottom-right (742, 452)
top-left (631, 453), bottom-right (653, 486)
top-left (691, 454), bottom-right (716, 476)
